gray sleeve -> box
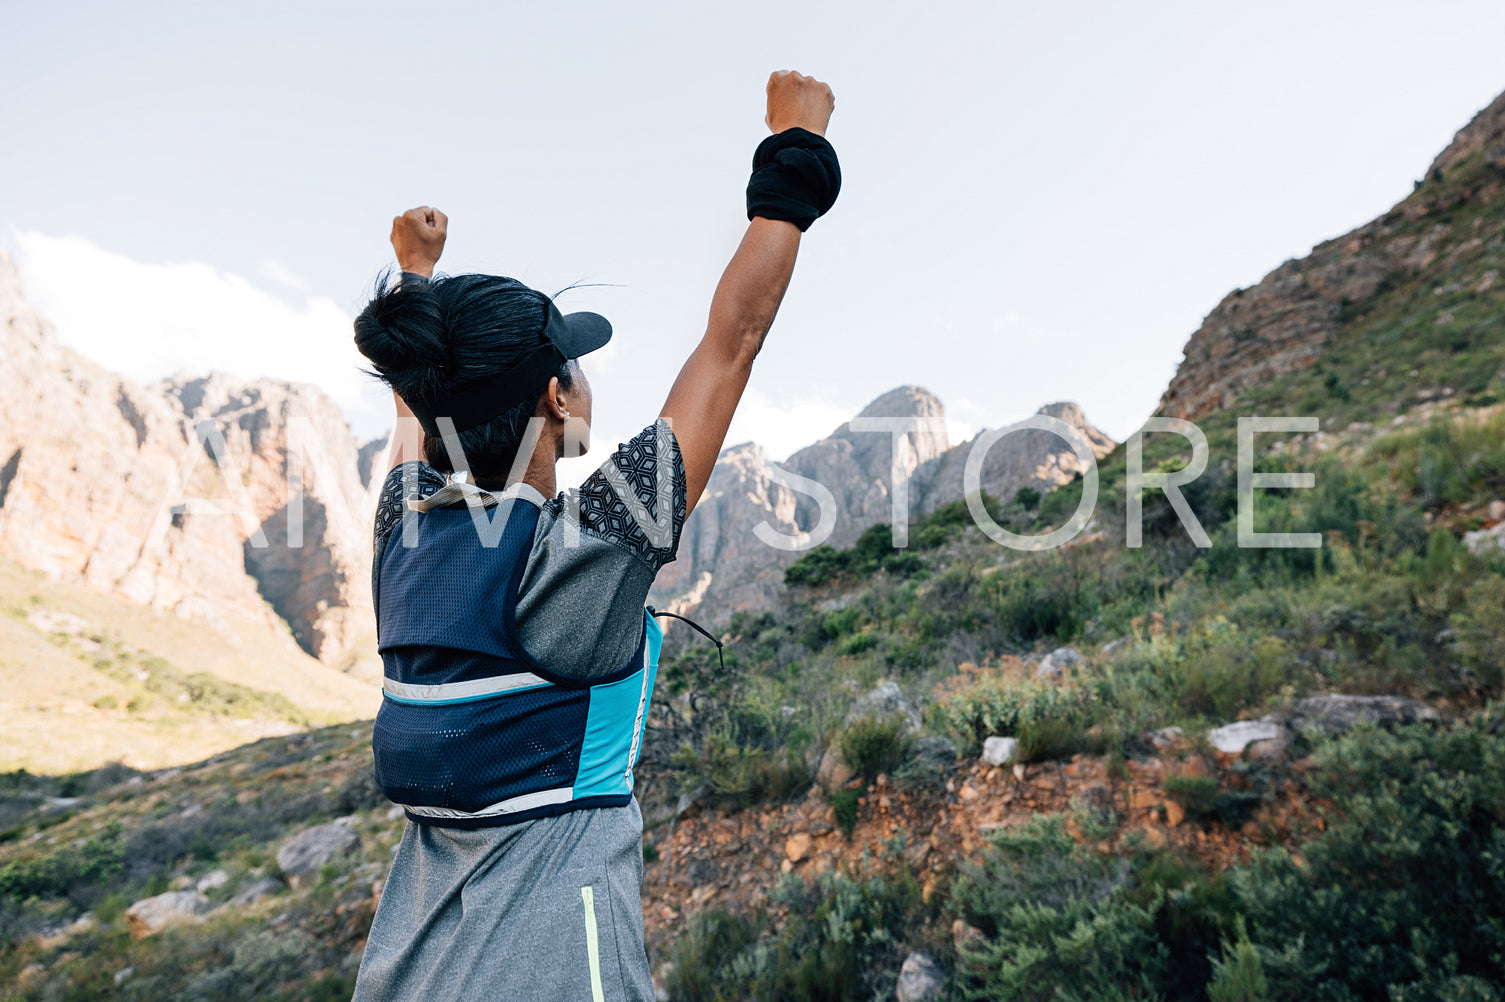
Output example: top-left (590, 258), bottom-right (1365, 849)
top-left (515, 419), bottom-right (687, 678)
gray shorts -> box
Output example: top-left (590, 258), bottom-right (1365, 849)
top-left (354, 799), bottom-right (653, 1002)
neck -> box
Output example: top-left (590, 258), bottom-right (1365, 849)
top-left (474, 433), bottom-right (558, 498)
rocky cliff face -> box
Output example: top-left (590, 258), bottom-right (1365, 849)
top-left (0, 253), bottom-right (378, 663)
top-left (1158, 88), bottom-right (1505, 420)
top-left (650, 387), bottom-right (1114, 624)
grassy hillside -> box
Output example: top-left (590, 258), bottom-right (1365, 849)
top-left (0, 557), bottom-right (380, 774)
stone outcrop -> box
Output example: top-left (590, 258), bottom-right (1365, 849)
top-left (124, 890), bottom-right (211, 937)
top-left (910, 401), bottom-right (1115, 516)
top-left (276, 819), bottom-right (360, 887)
top-left (1157, 88), bottom-right (1505, 421)
top-left (651, 388), bottom-right (1115, 626)
top-left (1286, 694), bottom-right (1440, 734)
top-left (0, 253), bottom-right (378, 662)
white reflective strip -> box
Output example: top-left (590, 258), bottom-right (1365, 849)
top-left (383, 673), bottom-right (549, 702)
top-left (407, 479), bottom-right (545, 513)
top-left (625, 640), bottom-right (650, 781)
top-left (398, 785), bottom-right (574, 820)
top-left (582, 885), bottom-right (606, 1002)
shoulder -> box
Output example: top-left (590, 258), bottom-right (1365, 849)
top-left (541, 418), bottom-right (687, 573)
top-left (374, 461), bottom-right (447, 547)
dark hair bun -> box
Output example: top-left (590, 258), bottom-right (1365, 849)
top-left (353, 272), bottom-right (449, 399)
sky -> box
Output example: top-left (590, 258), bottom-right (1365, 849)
top-left (3, 0), bottom-right (1503, 486)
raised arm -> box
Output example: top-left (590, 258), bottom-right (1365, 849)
top-left (660, 70), bottom-right (836, 517)
top-left (382, 206), bottom-right (448, 473)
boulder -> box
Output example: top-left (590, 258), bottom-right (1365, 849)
top-left (276, 820), bottom-right (359, 886)
top-left (784, 833), bottom-right (812, 864)
top-left (195, 869), bottom-right (230, 892)
top-left (1464, 522), bottom-right (1505, 557)
top-left (912, 736), bottom-right (958, 773)
top-left (125, 890), bottom-right (211, 937)
top-left (1147, 726), bottom-right (1184, 752)
top-left (981, 736), bottom-right (1019, 767)
top-left (1036, 647), bottom-right (1083, 680)
top-left (816, 746), bottom-right (855, 794)
top-left (227, 876), bottom-right (284, 907)
top-left (846, 682), bottom-right (921, 731)
top-left (1207, 719), bottom-right (1286, 758)
top-left (1287, 694), bottom-right (1440, 734)
top-left (895, 952), bottom-right (946, 1001)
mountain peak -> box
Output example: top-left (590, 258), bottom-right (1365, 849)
top-left (855, 385), bottom-right (946, 421)
top-left (1428, 87), bottom-right (1505, 178)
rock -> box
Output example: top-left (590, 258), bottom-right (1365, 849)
top-left (196, 868), bottom-right (230, 892)
top-left (816, 746), bottom-right (855, 794)
top-left (1076, 785), bottom-right (1117, 828)
top-left (981, 736), bottom-right (1019, 767)
top-left (846, 682), bottom-right (921, 731)
top-left (910, 735), bottom-right (958, 776)
top-left (1036, 647), bottom-right (1083, 680)
top-left (1100, 637), bottom-right (1131, 656)
top-left (895, 952), bottom-right (946, 1002)
top-left (951, 919), bottom-right (986, 954)
top-left (1207, 719), bottom-right (1286, 757)
top-left (1147, 726), bottom-right (1184, 752)
top-left (0, 254), bottom-right (377, 664)
top-left (1178, 755), bottom-right (1213, 779)
top-left (1463, 523), bottom-right (1505, 557)
top-left (1165, 800), bottom-right (1186, 827)
top-left (784, 833), bottom-right (812, 863)
top-left (1487, 499), bottom-right (1505, 522)
top-left (276, 821), bottom-right (359, 886)
top-left (1288, 694), bottom-right (1440, 734)
top-left (125, 890), bottom-right (211, 937)
top-left (228, 876), bottom-right (284, 907)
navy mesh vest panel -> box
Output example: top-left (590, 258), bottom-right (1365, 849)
top-left (371, 490), bottom-right (661, 828)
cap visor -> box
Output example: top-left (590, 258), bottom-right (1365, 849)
top-left (556, 311), bottom-right (612, 359)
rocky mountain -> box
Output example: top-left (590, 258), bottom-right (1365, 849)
top-left (1158, 88), bottom-right (1505, 420)
top-left (0, 253), bottom-right (381, 665)
top-left (650, 387), bottom-right (1115, 623)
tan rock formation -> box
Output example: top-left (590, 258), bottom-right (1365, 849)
top-left (0, 252), bottom-right (378, 663)
top-left (1157, 88), bottom-right (1505, 421)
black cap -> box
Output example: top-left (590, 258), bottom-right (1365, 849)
top-left (406, 280), bottom-right (611, 437)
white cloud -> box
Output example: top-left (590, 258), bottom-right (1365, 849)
top-left (257, 258), bottom-right (307, 291)
top-left (13, 231), bottom-right (393, 440)
top-left (723, 389), bottom-right (853, 463)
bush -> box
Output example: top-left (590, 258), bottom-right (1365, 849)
top-left (929, 661), bottom-right (1098, 759)
top-left (1228, 707), bottom-right (1505, 998)
top-left (950, 815), bottom-right (1170, 1000)
top-left (837, 715), bottom-right (916, 782)
top-left (668, 865), bottom-right (927, 1002)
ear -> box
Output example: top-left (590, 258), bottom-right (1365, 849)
top-left (541, 376), bottom-right (570, 421)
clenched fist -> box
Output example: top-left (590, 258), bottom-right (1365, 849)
top-left (765, 70), bottom-right (835, 137)
top-left (391, 206), bottom-right (447, 279)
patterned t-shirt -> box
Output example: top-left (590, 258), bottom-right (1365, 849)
top-left (371, 418), bottom-right (687, 677)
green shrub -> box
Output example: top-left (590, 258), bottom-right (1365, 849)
top-left (1228, 707), bottom-right (1505, 998)
top-left (837, 715), bottom-right (916, 782)
top-left (930, 662), bottom-right (1098, 758)
top-left (950, 815), bottom-right (1169, 1000)
top-left (831, 788), bottom-right (861, 838)
top-left (1206, 917), bottom-right (1270, 1002)
top-left (1162, 775), bottom-right (1222, 817)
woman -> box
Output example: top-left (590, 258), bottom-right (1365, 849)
top-left (351, 70), bottom-right (838, 1000)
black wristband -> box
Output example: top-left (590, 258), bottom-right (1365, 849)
top-left (746, 127), bottom-right (841, 232)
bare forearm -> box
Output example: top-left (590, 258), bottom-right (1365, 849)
top-left (703, 216), bottom-right (802, 363)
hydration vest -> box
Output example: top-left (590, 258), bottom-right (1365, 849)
top-left (371, 481), bottom-right (661, 828)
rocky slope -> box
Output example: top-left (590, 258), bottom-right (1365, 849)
top-left (1158, 88), bottom-right (1505, 420)
top-left (650, 388), bottom-right (1115, 623)
top-left (0, 254), bottom-right (381, 665)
